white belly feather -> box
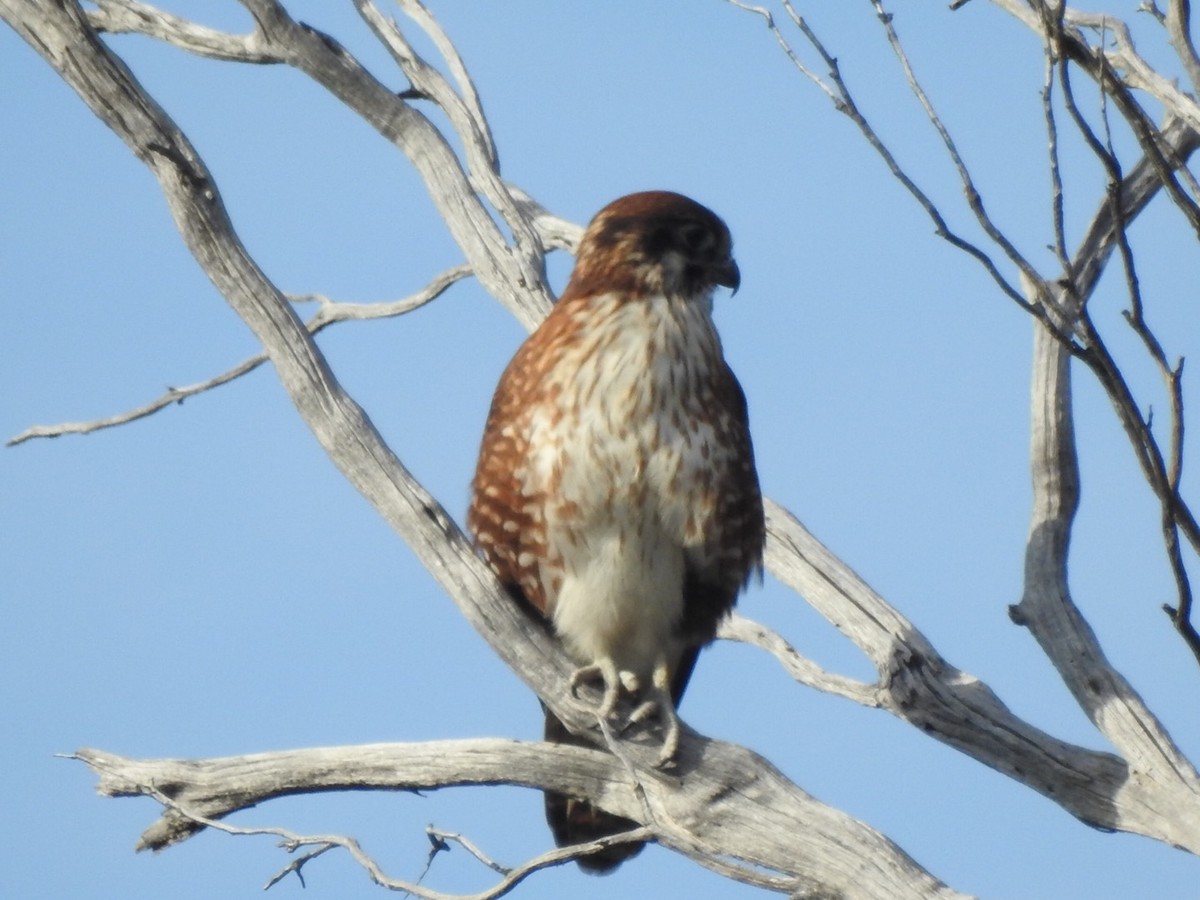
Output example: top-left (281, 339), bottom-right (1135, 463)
top-left (524, 292), bottom-right (724, 681)
top-left (551, 525), bottom-right (686, 678)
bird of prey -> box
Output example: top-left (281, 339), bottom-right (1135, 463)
top-left (469, 191), bottom-right (764, 872)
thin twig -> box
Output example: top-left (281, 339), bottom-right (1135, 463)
top-left (392, 0), bottom-right (498, 168)
top-left (1064, 10), bottom-right (1200, 231)
top-left (77, 747), bottom-right (655, 900)
top-left (1165, 0), bottom-right (1200, 98)
top-left (263, 842), bottom-right (337, 890)
top-left (89, 0), bottom-right (276, 61)
top-left (7, 264), bottom-right (472, 446)
top-left (425, 829), bottom-right (511, 876)
top-left (1040, 4), bottom-right (1072, 276)
top-left (871, 0), bottom-right (1043, 290)
top-left (354, 1), bottom-right (549, 305)
top-left (1041, 13), bottom-right (1200, 657)
top-left (718, 613), bottom-right (878, 705)
top-left (746, 1), bottom-right (1045, 319)
top-left (724, 1), bottom-right (841, 104)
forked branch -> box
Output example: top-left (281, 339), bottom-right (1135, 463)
top-left (2, 2), bottom-right (967, 896)
top-left (6, 265), bottom-right (472, 446)
top-left (7, 0), bottom-right (1200, 895)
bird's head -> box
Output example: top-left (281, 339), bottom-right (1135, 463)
top-left (568, 191), bottom-right (739, 301)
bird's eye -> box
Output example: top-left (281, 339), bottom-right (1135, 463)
top-left (680, 225), bottom-right (709, 253)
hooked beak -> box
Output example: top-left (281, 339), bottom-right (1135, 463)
top-left (714, 257), bottom-right (741, 295)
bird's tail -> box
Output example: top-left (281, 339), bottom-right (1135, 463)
top-left (542, 708), bottom-right (645, 874)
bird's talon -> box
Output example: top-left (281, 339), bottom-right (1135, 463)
top-left (568, 663), bottom-right (602, 698)
top-left (655, 717), bottom-right (681, 767)
top-left (569, 660), bottom-right (624, 718)
top-left (627, 699), bottom-right (659, 727)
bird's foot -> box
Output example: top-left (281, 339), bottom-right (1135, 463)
top-left (569, 657), bottom-right (680, 767)
top-left (627, 696), bottom-right (680, 768)
top-left (626, 659), bottom-right (680, 767)
top-left (569, 658), bottom-right (639, 719)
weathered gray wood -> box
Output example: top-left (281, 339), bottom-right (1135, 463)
top-left (5, 0), bottom-right (1200, 896)
top-left (1, 2), bottom-right (968, 896)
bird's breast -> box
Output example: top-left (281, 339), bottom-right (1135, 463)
top-left (519, 293), bottom-right (732, 674)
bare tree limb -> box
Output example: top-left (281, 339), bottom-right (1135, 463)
top-left (1014, 288), bottom-right (1200, 834)
top-left (6, 264), bottom-right (472, 446)
top-left (1165, 0), bottom-right (1200, 99)
top-left (69, 738), bottom-right (963, 899)
top-left (353, 0), bottom-right (548, 286)
top-left (762, 499), bottom-right (1200, 849)
top-left (8, 0), bottom-right (1200, 893)
top-left (745, 1), bottom-right (1048, 320)
top-left (76, 744), bottom-right (653, 899)
top-left (735, 0), bottom-right (1200, 656)
top-left (871, 0), bottom-right (1045, 297)
top-left (380, 0), bottom-right (498, 167)
top-left (228, 0), bottom-right (551, 329)
top-left (718, 613), bottom-right (878, 705)
top-left (728, 0), bottom-right (1200, 843)
top-left (89, 0), bottom-right (276, 61)
top-left (995, 0), bottom-right (1200, 230)
top-left (1038, 13), bottom-right (1200, 656)
top-left (1, 3), bottom-right (970, 896)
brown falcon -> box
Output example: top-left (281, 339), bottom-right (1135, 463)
top-left (468, 191), bottom-right (764, 872)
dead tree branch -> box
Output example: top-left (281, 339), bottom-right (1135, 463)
top-left (73, 744), bottom-right (659, 899)
top-left (727, 0), bottom-right (1200, 844)
top-left (7, 0), bottom-right (1200, 894)
top-left (69, 736), bottom-right (960, 899)
top-left (1034, 3), bottom-right (1200, 657)
top-left (6, 264), bottom-right (471, 446)
top-left (2, 2), bottom-right (969, 896)
top-left (1014, 291), bottom-right (1200, 824)
top-left (733, 0), bottom-right (1200, 655)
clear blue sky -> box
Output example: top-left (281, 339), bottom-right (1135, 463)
top-left (3, 2), bottom-right (1199, 898)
